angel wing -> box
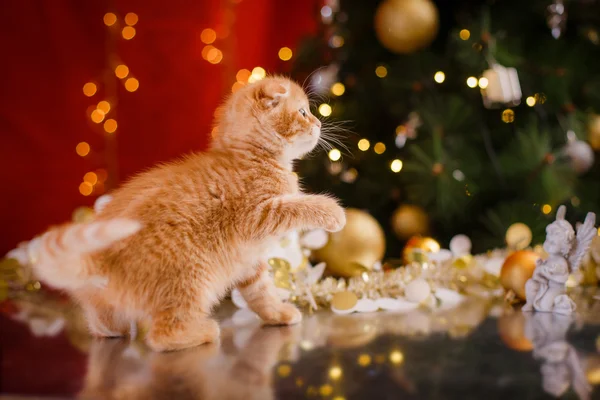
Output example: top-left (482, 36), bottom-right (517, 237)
top-left (568, 211), bottom-right (597, 273)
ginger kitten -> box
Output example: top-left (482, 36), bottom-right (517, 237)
top-left (8, 76), bottom-right (346, 351)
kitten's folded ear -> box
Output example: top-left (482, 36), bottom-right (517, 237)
top-left (255, 80), bottom-right (288, 108)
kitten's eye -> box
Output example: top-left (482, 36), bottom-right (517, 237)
top-left (299, 108), bottom-right (307, 117)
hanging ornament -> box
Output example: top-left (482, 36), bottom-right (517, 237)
top-left (313, 208), bottom-right (385, 278)
top-left (481, 64), bottom-right (522, 109)
top-left (309, 64), bottom-right (339, 95)
top-left (402, 236), bottom-right (440, 264)
top-left (500, 250), bottom-right (539, 300)
top-left (505, 223), bottom-right (533, 250)
top-left (563, 136), bottom-right (595, 175)
top-left (395, 112), bottom-right (421, 148)
top-left (391, 204), bottom-right (429, 240)
top-left (546, 0), bottom-right (567, 39)
top-left (374, 0), bottom-right (439, 54)
top-left (587, 114), bottom-right (600, 150)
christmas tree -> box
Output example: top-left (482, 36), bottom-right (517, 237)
top-left (292, 0), bottom-right (600, 256)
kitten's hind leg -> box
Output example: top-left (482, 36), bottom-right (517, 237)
top-left (81, 297), bottom-right (130, 338)
top-left (237, 261), bottom-right (302, 326)
top-left (146, 308), bottom-right (220, 352)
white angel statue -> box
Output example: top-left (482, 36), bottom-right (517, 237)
top-left (523, 206), bottom-right (597, 315)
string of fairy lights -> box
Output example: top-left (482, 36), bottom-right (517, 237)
top-left (76, 11), bottom-right (140, 198)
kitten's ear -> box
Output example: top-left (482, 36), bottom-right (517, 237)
top-left (255, 80), bottom-right (288, 108)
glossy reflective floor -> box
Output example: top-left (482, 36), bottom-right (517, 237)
top-left (2, 289), bottom-right (600, 399)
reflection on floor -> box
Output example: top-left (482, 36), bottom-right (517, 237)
top-left (1, 288), bottom-right (600, 399)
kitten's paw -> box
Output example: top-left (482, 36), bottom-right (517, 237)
top-left (321, 199), bottom-right (346, 232)
top-left (261, 303), bottom-right (302, 326)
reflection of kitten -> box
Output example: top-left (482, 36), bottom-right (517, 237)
top-left (12, 77), bottom-right (346, 351)
top-left (79, 327), bottom-right (294, 400)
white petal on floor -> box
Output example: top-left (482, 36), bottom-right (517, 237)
top-left (434, 288), bottom-right (464, 310)
top-left (376, 297), bottom-right (419, 312)
top-left (231, 288), bottom-right (248, 309)
top-left (305, 262), bottom-right (326, 285)
top-left (355, 298), bottom-right (379, 313)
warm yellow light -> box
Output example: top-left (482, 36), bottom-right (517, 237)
top-left (319, 384), bottom-right (333, 396)
top-left (97, 101), bottom-right (111, 114)
top-left (374, 142), bottom-right (386, 154)
top-left (389, 350), bottom-right (404, 365)
top-left (124, 12), bottom-right (138, 26)
top-left (277, 364), bottom-right (291, 377)
top-left (328, 148), bottom-right (341, 161)
top-left (390, 159), bottom-right (403, 172)
top-left (84, 172), bottom-right (98, 185)
top-left (207, 48), bottom-right (223, 64)
top-left (236, 69), bottom-right (251, 83)
top-left (248, 66), bottom-right (266, 83)
top-left (466, 77), bottom-right (478, 88)
top-left (79, 182), bottom-right (93, 196)
top-left (542, 204), bottom-right (552, 215)
top-left (318, 103), bottom-right (332, 117)
top-left (375, 65), bottom-right (388, 78)
top-left (122, 26), bottom-right (136, 40)
top-left (459, 29), bottom-right (471, 40)
top-left (333, 397), bottom-right (346, 400)
top-left (502, 109), bottom-right (515, 123)
top-left (526, 96), bottom-right (536, 107)
top-left (231, 82), bottom-right (244, 93)
top-left (202, 45), bottom-right (215, 60)
top-left (104, 119), bottom-right (118, 133)
top-left (83, 82), bottom-right (97, 97)
top-left (328, 366), bottom-right (342, 380)
top-left (115, 64), bottom-right (129, 79)
top-left (330, 35), bottom-right (344, 48)
top-left (91, 109), bottom-right (105, 123)
top-left (434, 71), bottom-right (445, 83)
top-left (76, 142), bottom-right (90, 157)
top-left (357, 138), bottom-right (370, 151)
top-left (357, 354), bottom-right (371, 367)
top-left (103, 13), bottom-right (117, 27)
top-left (125, 78), bottom-right (139, 92)
top-left (278, 47), bottom-right (293, 61)
top-left (331, 82), bottom-right (345, 96)
top-left (201, 28), bottom-right (216, 44)
top-left (478, 77), bottom-right (489, 89)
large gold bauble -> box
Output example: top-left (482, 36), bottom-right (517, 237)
top-left (391, 204), bottom-right (429, 240)
top-left (588, 114), bottom-right (600, 150)
top-left (402, 236), bottom-right (440, 264)
top-left (497, 312), bottom-right (533, 352)
top-left (313, 208), bottom-right (385, 278)
top-left (500, 250), bottom-right (539, 300)
top-left (374, 0), bottom-right (439, 54)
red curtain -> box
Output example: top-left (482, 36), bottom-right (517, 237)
top-left (0, 0), bottom-right (319, 255)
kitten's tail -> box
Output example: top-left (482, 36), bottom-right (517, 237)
top-left (6, 218), bottom-right (141, 290)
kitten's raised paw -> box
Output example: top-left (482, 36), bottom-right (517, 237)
top-left (323, 203), bottom-right (346, 232)
top-left (261, 303), bottom-right (302, 326)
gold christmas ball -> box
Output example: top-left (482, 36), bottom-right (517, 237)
top-left (588, 114), bottom-right (600, 150)
top-left (497, 312), bottom-right (533, 352)
top-left (392, 204), bottom-right (429, 240)
top-left (500, 250), bottom-right (539, 300)
top-left (402, 236), bottom-right (440, 264)
top-left (374, 0), bottom-right (439, 54)
top-left (313, 208), bottom-right (385, 278)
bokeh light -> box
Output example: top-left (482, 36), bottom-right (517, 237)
top-left (83, 82), bottom-right (97, 97)
top-left (76, 142), bottom-right (90, 157)
top-left (278, 47), bottom-right (293, 61)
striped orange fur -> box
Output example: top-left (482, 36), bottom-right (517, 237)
top-left (9, 77), bottom-right (346, 351)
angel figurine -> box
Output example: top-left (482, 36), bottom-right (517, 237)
top-left (523, 206), bottom-right (597, 315)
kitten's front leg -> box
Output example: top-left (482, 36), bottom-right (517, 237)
top-left (237, 261), bottom-right (302, 325)
top-left (255, 194), bottom-right (346, 236)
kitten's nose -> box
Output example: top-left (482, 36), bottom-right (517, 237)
top-left (314, 119), bottom-right (321, 128)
